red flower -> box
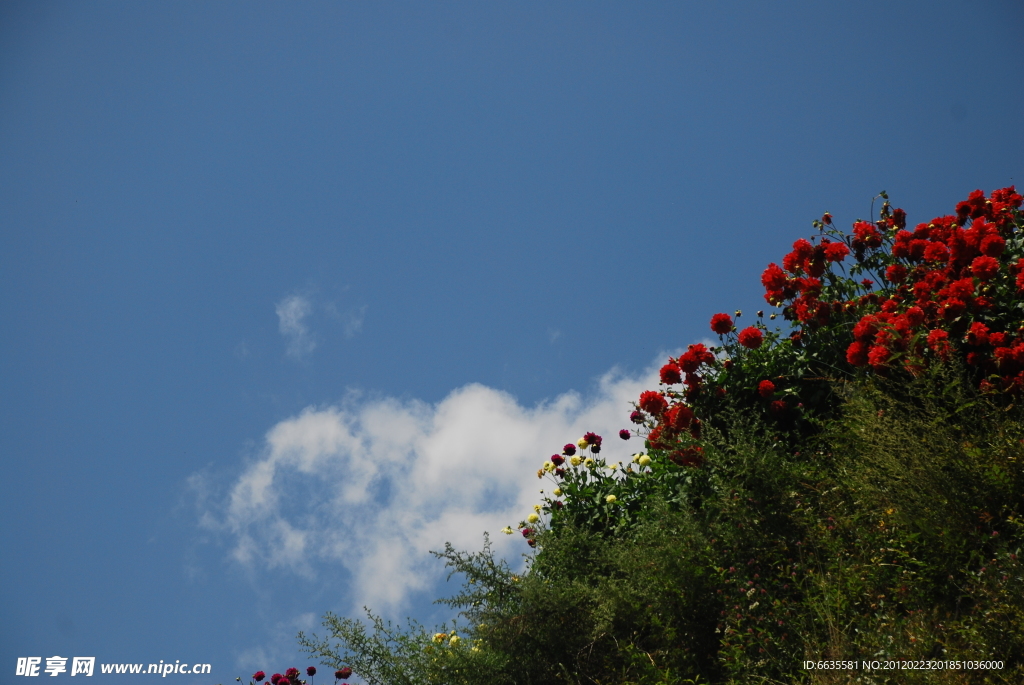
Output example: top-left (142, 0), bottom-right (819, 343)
top-left (892, 208), bottom-right (907, 229)
top-left (971, 255), bottom-right (1000, 281)
top-left (664, 403), bottom-right (695, 430)
top-left (757, 380), bottom-right (775, 397)
top-left (619, 429), bottom-right (631, 440)
top-left (852, 221), bottom-right (883, 249)
top-left (710, 312), bottom-right (734, 334)
top-left (941, 298), bottom-right (966, 321)
top-left (307, 667), bottom-right (317, 677)
top-left (550, 454), bottom-right (564, 466)
top-left (639, 390), bottom-right (668, 415)
top-left (761, 263), bottom-right (788, 292)
top-left (956, 189), bottom-right (988, 220)
top-left (659, 363), bottom-right (682, 384)
top-left (927, 329), bottom-right (951, 361)
top-left (271, 675), bottom-right (283, 685)
top-left (679, 343), bottom-right (714, 372)
top-left (521, 528), bottom-right (533, 537)
top-left (737, 326), bottom-right (763, 349)
top-left (966, 322), bottom-right (990, 346)
top-left (253, 673), bottom-right (266, 683)
top-left (868, 345), bottom-right (890, 370)
top-left (792, 238), bottom-right (814, 260)
top-left (980, 234), bottom-right (1006, 257)
top-left (822, 240), bottom-right (849, 262)
top-left (905, 306), bottom-right (925, 327)
top-left (885, 264), bottom-right (908, 283)
top-left (583, 432), bottom-right (602, 447)
top-left (821, 212), bottom-right (832, 225)
top-left (286, 669), bottom-right (300, 679)
top-left (924, 242), bottom-right (950, 263)
top-left (629, 411), bottom-right (644, 424)
top-left (846, 341), bottom-right (869, 366)
top-left (668, 446), bottom-right (704, 467)
top-left (335, 668), bottom-right (352, 681)
top-left (562, 443), bottom-right (576, 455)
top-left (769, 399), bottom-right (787, 415)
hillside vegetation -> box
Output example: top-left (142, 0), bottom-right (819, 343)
top-left (294, 188), bottom-right (1024, 684)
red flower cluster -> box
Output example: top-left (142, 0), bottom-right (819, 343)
top-left (834, 188), bottom-right (1024, 390)
top-left (629, 186), bottom-right (1024, 473)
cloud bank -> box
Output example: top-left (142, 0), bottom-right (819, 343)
top-left (200, 359), bottom-right (665, 616)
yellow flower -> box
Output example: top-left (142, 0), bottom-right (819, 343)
top-left (433, 632), bottom-right (447, 643)
top-left (577, 437), bottom-right (588, 448)
top-left (543, 461), bottom-right (555, 472)
top-left (606, 494), bottom-right (617, 504)
top-left (533, 504), bottom-right (541, 512)
top-left (501, 526), bottom-right (513, 535)
top-left (631, 453), bottom-right (641, 463)
top-left (570, 456), bottom-right (582, 466)
top-left (449, 635), bottom-right (461, 647)
top-left (528, 513), bottom-right (540, 523)
top-left (638, 455), bottom-right (651, 467)
top-left (536, 469), bottom-right (544, 479)
top-left (584, 458), bottom-right (594, 468)
top-left (553, 488), bottom-right (562, 496)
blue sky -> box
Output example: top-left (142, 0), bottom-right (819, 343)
top-left (1, 1), bottom-right (1022, 682)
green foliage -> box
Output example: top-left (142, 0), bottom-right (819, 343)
top-left (300, 369), bottom-right (1024, 683)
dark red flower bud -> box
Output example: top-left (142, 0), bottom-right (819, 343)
top-left (619, 429), bottom-right (630, 440)
top-left (307, 667), bottom-right (316, 677)
top-left (253, 672), bottom-right (266, 682)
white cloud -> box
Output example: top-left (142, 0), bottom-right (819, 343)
top-left (276, 295), bottom-right (316, 359)
top-left (199, 358), bottom-right (668, 617)
top-left (343, 305), bottom-right (366, 338)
